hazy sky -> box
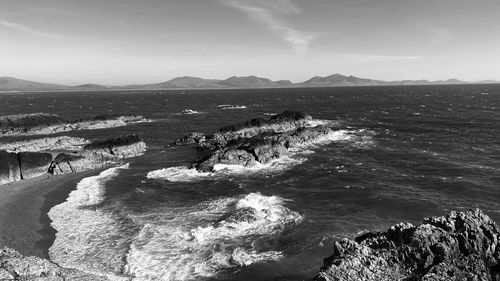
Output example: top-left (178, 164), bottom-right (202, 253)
top-left (1, 0), bottom-right (500, 85)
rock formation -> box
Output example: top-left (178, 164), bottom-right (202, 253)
top-left (314, 209), bottom-right (500, 281)
top-left (0, 113), bottom-right (148, 136)
top-left (175, 111), bottom-right (342, 171)
top-left (0, 247), bottom-right (107, 280)
top-left (0, 136), bottom-right (88, 153)
top-left (0, 134), bottom-right (146, 185)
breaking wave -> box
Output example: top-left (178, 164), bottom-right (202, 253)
top-left (124, 192), bottom-right (303, 280)
top-left (48, 164), bottom-right (131, 280)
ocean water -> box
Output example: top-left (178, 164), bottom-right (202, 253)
top-left (1, 85), bottom-right (500, 280)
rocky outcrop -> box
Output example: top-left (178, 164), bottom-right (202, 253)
top-left (175, 111), bottom-right (340, 171)
top-left (0, 113), bottom-right (148, 136)
top-left (0, 247), bottom-right (107, 280)
top-left (0, 136), bottom-right (89, 153)
top-left (194, 125), bottom-right (336, 171)
top-left (314, 209), bottom-right (500, 281)
top-left (176, 110), bottom-right (313, 149)
top-left (0, 134), bottom-right (146, 185)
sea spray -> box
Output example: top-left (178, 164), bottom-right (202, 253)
top-left (123, 192), bottom-right (302, 280)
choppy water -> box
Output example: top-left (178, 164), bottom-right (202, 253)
top-left (1, 85), bottom-right (500, 280)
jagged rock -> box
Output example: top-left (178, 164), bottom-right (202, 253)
top-left (0, 247), bottom-right (108, 280)
top-left (174, 132), bottom-right (206, 145)
top-left (194, 125), bottom-right (335, 171)
top-left (0, 113), bottom-right (148, 136)
top-left (176, 110), bottom-right (312, 149)
top-left (83, 134), bottom-right (146, 158)
top-left (314, 209), bottom-right (500, 281)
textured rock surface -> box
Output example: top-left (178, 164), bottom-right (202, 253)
top-left (194, 125), bottom-right (335, 171)
top-left (0, 247), bottom-right (107, 280)
top-left (314, 209), bottom-right (500, 281)
top-left (175, 111), bottom-right (340, 171)
top-left (0, 135), bottom-right (146, 185)
top-left (176, 110), bottom-right (312, 149)
top-left (0, 136), bottom-right (89, 153)
top-left (0, 113), bottom-right (148, 136)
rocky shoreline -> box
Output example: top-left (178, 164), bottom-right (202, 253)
top-left (0, 113), bottom-right (148, 137)
top-left (0, 134), bottom-right (146, 185)
top-left (314, 209), bottom-right (500, 281)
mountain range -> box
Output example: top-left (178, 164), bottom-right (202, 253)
top-left (0, 74), bottom-right (498, 92)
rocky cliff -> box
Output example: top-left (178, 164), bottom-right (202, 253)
top-left (0, 247), bottom-right (107, 280)
top-left (0, 113), bottom-right (148, 136)
top-left (0, 134), bottom-right (146, 185)
top-left (314, 209), bottom-right (500, 281)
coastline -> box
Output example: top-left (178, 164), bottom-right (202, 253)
top-left (0, 169), bottom-right (102, 259)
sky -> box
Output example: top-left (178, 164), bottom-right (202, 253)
top-left (1, 0), bottom-right (500, 85)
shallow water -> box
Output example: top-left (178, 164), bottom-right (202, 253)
top-left (1, 85), bottom-right (500, 280)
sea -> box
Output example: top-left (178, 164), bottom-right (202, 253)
top-left (1, 84), bottom-right (500, 281)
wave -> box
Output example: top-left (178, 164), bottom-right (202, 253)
top-left (148, 129), bottom-right (374, 182)
top-left (217, 104), bottom-right (247, 110)
top-left (48, 164), bottom-right (131, 280)
top-left (172, 109), bottom-right (206, 115)
top-left (123, 192), bottom-right (302, 280)
top-left (146, 155), bottom-right (305, 182)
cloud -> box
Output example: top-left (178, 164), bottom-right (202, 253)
top-left (222, 0), bottom-right (316, 53)
top-left (0, 20), bottom-right (61, 39)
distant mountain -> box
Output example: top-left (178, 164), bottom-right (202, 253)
top-left (0, 77), bottom-right (69, 91)
top-left (138, 76), bottom-right (223, 89)
top-left (218, 76), bottom-right (293, 88)
top-left (298, 74), bottom-right (386, 87)
top-left (0, 74), bottom-right (497, 92)
top-left (73, 84), bottom-right (113, 90)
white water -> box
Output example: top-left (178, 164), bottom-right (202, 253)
top-left (124, 192), bottom-right (302, 280)
top-left (48, 164), bottom-right (131, 280)
top-left (147, 128), bottom-right (372, 183)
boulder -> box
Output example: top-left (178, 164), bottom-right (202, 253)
top-left (314, 209), bottom-right (500, 281)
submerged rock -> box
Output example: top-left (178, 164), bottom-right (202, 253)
top-left (0, 113), bottom-right (148, 136)
top-left (0, 247), bottom-right (108, 280)
top-left (314, 209), bottom-right (500, 281)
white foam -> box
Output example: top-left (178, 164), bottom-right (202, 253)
top-left (124, 192), bottom-right (302, 280)
top-left (48, 164), bottom-right (131, 280)
top-left (146, 155), bottom-right (304, 182)
top-left (146, 166), bottom-right (212, 182)
top-left (217, 104), bottom-right (247, 110)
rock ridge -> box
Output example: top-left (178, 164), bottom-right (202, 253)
top-left (0, 134), bottom-right (146, 185)
top-left (314, 209), bottom-right (500, 281)
top-left (175, 111), bottom-right (342, 171)
top-left (0, 113), bottom-right (148, 137)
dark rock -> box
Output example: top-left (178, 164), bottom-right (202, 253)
top-left (174, 132), bottom-right (206, 145)
top-left (17, 152), bottom-right (53, 179)
top-left (0, 113), bottom-right (148, 136)
top-left (0, 113), bottom-right (65, 135)
top-left (0, 151), bottom-right (21, 184)
top-left (194, 126), bottom-right (333, 171)
top-left (176, 110), bottom-right (312, 149)
top-left (314, 209), bottom-right (500, 281)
